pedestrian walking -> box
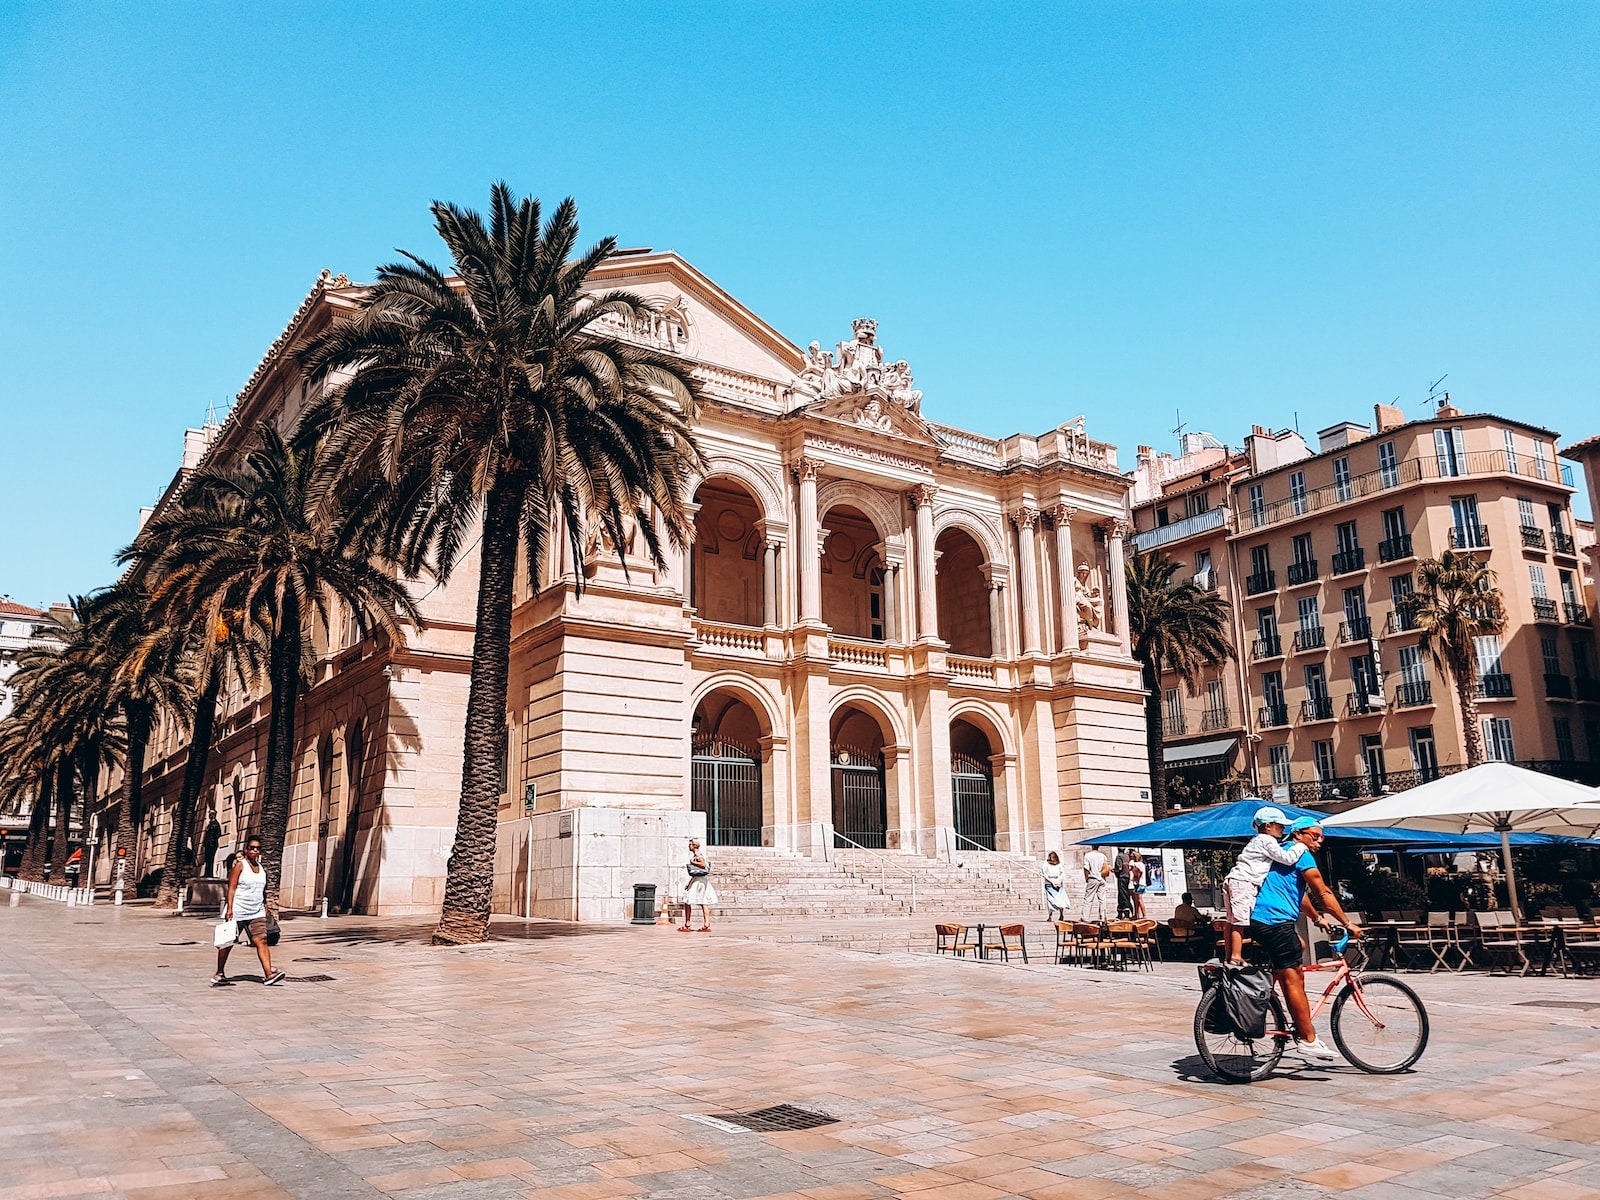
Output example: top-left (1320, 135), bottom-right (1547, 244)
top-left (1128, 854), bottom-right (1148, 919)
top-left (1112, 849), bottom-right (1133, 918)
top-left (213, 836), bottom-right (284, 986)
top-left (678, 838), bottom-right (717, 933)
top-left (1081, 846), bottom-right (1112, 921)
top-left (1041, 851), bottom-right (1071, 921)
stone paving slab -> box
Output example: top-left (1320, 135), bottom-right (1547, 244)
top-left (1, 897), bottom-right (1599, 1198)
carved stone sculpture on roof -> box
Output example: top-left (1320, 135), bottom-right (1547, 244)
top-left (792, 318), bottom-right (924, 415)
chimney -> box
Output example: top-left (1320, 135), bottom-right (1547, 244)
top-left (1435, 393), bottom-right (1463, 419)
top-left (1317, 421), bottom-right (1371, 453)
top-left (1373, 403), bottom-right (1405, 433)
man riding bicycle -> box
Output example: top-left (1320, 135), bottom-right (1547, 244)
top-left (1247, 816), bottom-right (1364, 1062)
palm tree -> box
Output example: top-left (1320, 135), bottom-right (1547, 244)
top-left (301, 183), bottom-right (705, 944)
top-left (1126, 550), bottom-right (1235, 820)
top-left (75, 585), bottom-right (190, 882)
top-left (1401, 550), bottom-right (1507, 766)
top-left (128, 424), bottom-right (420, 909)
top-left (0, 715), bottom-right (52, 881)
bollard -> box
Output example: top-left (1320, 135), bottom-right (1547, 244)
top-left (66, 892), bottom-right (76, 907)
top-left (320, 896), bottom-right (329, 919)
top-left (114, 886), bottom-right (124, 906)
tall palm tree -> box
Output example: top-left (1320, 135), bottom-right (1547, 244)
top-left (301, 183), bottom-right (705, 944)
top-left (0, 715), bottom-right (52, 881)
top-left (1401, 550), bottom-right (1507, 766)
top-left (128, 424), bottom-right (420, 909)
top-left (76, 585), bottom-right (190, 881)
top-left (1126, 550), bottom-right (1235, 820)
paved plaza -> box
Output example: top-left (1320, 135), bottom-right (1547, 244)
top-left (2, 896), bottom-right (1599, 1200)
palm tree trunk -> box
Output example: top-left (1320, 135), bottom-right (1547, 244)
top-left (1142, 659), bottom-right (1169, 821)
top-left (434, 478), bottom-right (523, 945)
top-left (20, 774), bottom-right (53, 882)
top-left (1456, 665), bottom-right (1487, 766)
top-left (155, 668), bottom-right (222, 908)
top-left (258, 598), bottom-right (303, 913)
top-left (46, 760), bottom-right (73, 884)
top-left (121, 704), bottom-right (151, 882)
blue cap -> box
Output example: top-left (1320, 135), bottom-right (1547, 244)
top-left (1287, 815), bottom-right (1322, 835)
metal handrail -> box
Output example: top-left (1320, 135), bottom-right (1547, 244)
top-left (831, 831), bottom-right (918, 913)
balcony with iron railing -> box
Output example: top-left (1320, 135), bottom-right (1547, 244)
top-left (1251, 633), bottom-right (1284, 660)
top-left (1331, 547), bottom-right (1367, 575)
top-left (1566, 602), bottom-right (1590, 625)
top-left (1532, 597), bottom-right (1560, 622)
top-left (1258, 703), bottom-right (1289, 729)
top-left (1545, 673), bottom-right (1573, 699)
top-left (1292, 625), bottom-right (1326, 652)
top-left (1552, 530), bottom-right (1577, 556)
top-left (1192, 571), bottom-right (1220, 592)
top-left (1392, 679), bottom-right (1433, 708)
top-left (1162, 712), bottom-right (1188, 737)
top-left (1520, 524), bottom-right (1547, 550)
top-left (1300, 696), bottom-right (1335, 722)
top-left (1338, 616), bottom-right (1372, 644)
top-left (1577, 678), bottom-right (1600, 703)
top-left (1384, 609), bottom-right (1419, 635)
top-left (1200, 706), bottom-right (1234, 730)
top-left (1286, 559), bottom-right (1319, 586)
top-left (1129, 504), bottom-right (1230, 552)
top-left (1475, 672), bottom-right (1514, 699)
top-left (1378, 534), bottom-right (1414, 562)
top-left (1449, 525), bottom-right (1491, 550)
top-left (1245, 569), bottom-right (1276, 596)
top-left (1345, 692), bottom-right (1385, 717)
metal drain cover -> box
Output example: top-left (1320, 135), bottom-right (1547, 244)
top-left (708, 1105), bottom-right (837, 1133)
top-left (293, 956), bottom-right (342, 962)
top-left (292, 974), bottom-right (336, 983)
top-left (1517, 1000), bottom-right (1600, 1011)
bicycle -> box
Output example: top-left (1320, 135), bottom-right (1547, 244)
top-left (1193, 928), bottom-right (1429, 1081)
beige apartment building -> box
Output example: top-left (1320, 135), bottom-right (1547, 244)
top-left (1129, 401), bottom-right (1600, 806)
top-left (111, 256), bottom-right (1151, 919)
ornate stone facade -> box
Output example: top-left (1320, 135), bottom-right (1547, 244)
top-left (122, 252), bottom-right (1149, 919)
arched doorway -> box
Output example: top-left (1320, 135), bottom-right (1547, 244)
top-left (950, 718), bottom-right (997, 851)
top-left (691, 693), bottom-right (765, 846)
top-left (935, 528), bottom-right (993, 656)
top-left (691, 480), bottom-right (765, 626)
top-left (821, 506), bottom-right (885, 640)
top-left (336, 720), bottom-right (366, 913)
top-left (831, 706), bottom-right (887, 848)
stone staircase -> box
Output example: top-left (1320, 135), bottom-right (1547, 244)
top-left (699, 846), bottom-right (1047, 951)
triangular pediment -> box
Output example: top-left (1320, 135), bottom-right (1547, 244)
top-left (795, 389), bottom-right (938, 446)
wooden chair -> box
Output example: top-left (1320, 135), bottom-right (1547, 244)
top-left (1072, 921), bottom-right (1110, 967)
top-left (993, 923), bottom-right (1029, 963)
top-left (1105, 921), bottom-right (1144, 971)
top-left (935, 923), bottom-right (977, 957)
top-left (1164, 921), bottom-right (1205, 961)
top-left (1053, 920), bottom-right (1079, 964)
top-left (1131, 919), bottom-right (1160, 969)
top-left (1396, 912), bottom-right (1456, 972)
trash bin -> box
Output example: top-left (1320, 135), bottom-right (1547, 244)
top-left (631, 883), bottom-right (658, 925)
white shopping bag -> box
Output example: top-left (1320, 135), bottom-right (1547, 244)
top-left (213, 919), bottom-right (238, 948)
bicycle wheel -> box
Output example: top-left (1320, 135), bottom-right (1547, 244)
top-left (1193, 985), bottom-right (1289, 1082)
top-left (1330, 973), bottom-right (1429, 1073)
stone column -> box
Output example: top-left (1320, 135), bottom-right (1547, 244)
top-left (795, 459), bottom-right (822, 622)
top-left (761, 539), bottom-right (778, 626)
top-left (986, 573), bottom-right (1005, 658)
top-left (1107, 518), bottom-right (1131, 656)
top-left (911, 483), bottom-right (939, 642)
top-left (1012, 506), bottom-right (1041, 655)
top-left (884, 559), bottom-right (902, 643)
top-left (1052, 504), bottom-right (1079, 652)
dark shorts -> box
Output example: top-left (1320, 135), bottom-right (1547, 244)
top-left (234, 916), bottom-right (267, 942)
top-left (1250, 919), bottom-right (1305, 971)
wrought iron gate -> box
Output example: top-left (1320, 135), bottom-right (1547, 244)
top-left (691, 738), bottom-right (762, 846)
top-left (831, 745), bottom-right (887, 848)
top-left (951, 752), bottom-right (997, 850)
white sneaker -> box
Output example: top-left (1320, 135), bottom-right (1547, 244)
top-left (1294, 1037), bottom-right (1338, 1063)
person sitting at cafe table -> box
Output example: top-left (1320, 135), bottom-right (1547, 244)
top-left (1171, 892), bottom-right (1202, 928)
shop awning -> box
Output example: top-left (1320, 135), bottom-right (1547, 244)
top-left (1162, 737), bottom-right (1238, 765)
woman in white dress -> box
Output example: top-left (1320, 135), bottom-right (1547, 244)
top-left (679, 838), bottom-right (718, 933)
top-left (1041, 850), bottom-right (1071, 922)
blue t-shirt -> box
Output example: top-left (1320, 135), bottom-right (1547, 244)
top-left (1250, 846), bottom-right (1315, 926)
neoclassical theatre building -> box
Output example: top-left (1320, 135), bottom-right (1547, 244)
top-left (127, 252), bottom-right (1151, 920)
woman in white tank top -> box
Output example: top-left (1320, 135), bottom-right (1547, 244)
top-left (214, 837), bottom-right (284, 986)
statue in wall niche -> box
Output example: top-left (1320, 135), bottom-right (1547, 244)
top-left (1075, 560), bottom-right (1104, 639)
top-left (201, 812), bottom-right (222, 878)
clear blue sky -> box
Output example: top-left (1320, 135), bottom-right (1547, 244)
top-left (3, 3), bottom-right (1596, 606)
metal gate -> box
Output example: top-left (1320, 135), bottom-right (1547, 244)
top-left (951, 752), bottom-right (997, 850)
top-left (831, 744), bottom-right (886, 848)
top-left (691, 738), bottom-right (762, 847)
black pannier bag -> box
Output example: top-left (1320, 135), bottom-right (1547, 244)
top-left (1220, 967), bottom-right (1272, 1039)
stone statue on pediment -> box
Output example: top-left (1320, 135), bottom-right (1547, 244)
top-left (792, 318), bottom-right (924, 415)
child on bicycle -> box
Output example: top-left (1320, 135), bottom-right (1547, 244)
top-left (1221, 805), bottom-right (1305, 966)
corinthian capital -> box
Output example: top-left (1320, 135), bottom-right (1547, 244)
top-left (1010, 505), bottom-right (1039, 530)
top-left (793, 456), bottom-right (822, 483)
top-left (1050, 503), bottom-right (1077, 525)
top-left (1104, 518), bottom-right (1130, 539)
top-left (911, 482), bottom-right (939, 508)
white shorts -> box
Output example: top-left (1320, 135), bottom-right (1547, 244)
top-left (1222, 878), bottom-right (1258, 926)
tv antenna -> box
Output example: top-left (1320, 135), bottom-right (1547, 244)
top-left (1426, 374), bottom-right (1449, 408)
top-left (1172, 408), bottom-right (1186, 441)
